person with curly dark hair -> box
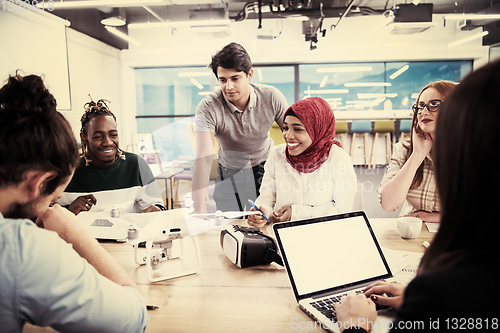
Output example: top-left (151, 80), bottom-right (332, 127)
top-left (0, 73), bottom-right (149, 332)
top-left (57, 96), bottom-right (165, 215)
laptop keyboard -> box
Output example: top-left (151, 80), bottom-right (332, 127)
top-left (91, 219), bottom-right (114, 227)
top-left (310, 289), bottom-right (364, 322)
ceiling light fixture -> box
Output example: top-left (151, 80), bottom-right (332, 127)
top-left (357, 93), bottom-right (398, 99)
top-left (41, 0), bottom-right (164, 9)
top-left (317, 66), bottom-right (373, 73)
top-left (257, 68), bottom-right (263, 82)
top-left (319, 76), bottom-right (328, 88)
top-left (190, 78), bottom-right (203, 90)
top-left (443, 14), bottom-right (500, 20)
top-left (101, 16), bottom-right (126, 27)
top-left (344, 82), bottom-right (392, 87)
top-left (448, 30), bottom-right (489, 47)
top-left (104, 26), bottom-right (141, 46)
top-left (287, 14), bottom-right (310, 21)
top-left (389, 65), bottom-right (409, 80)
top-left (303, 89), bottom-right (349, 94)
top-left (129, 19), bottom-right (231, 29)
top-left (178, 72), bottom-right (211, 77)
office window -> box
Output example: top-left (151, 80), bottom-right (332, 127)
top-left (299, 61), bottom-right (472, 112)
top-left (300, 63), bottom-right (386, 111)
top-left (135, 66), bottom-right (212, 119)
top-left (252, 65), bottom-right (295, 107)
top-left (135, 66), bottom-right (212, 162)
top-left (135, 61), bottom-right (471, 163)
top-left (386, 61), bottom-right (472, 110)
top-left (134, 65), bottom-right (294, 162)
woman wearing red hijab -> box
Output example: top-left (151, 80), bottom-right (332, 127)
top-left (248, 97), bottom-right (357, 228)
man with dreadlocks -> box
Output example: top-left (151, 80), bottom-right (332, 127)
top-left (57, 97), bottom-right (165, 215)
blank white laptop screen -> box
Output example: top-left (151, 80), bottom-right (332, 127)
top-left (276, 214), bottom-right (390, 297)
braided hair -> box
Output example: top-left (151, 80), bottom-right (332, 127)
top-left (0, 72), bottom-right (79, 194)
top-left (80, 96), bottom-right (125, 166)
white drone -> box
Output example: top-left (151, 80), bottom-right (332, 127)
top-left (124, 208), bottom-right (260, 282)
top-left (126, 210), bottom-right (201, 283)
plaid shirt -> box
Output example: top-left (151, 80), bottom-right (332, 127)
top-left (378, 141), bottom-right (440, 216)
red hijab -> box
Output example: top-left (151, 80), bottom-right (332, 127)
top-left (284, 97), bottom-right (342, 173)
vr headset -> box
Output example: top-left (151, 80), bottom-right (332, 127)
top-left (220, 225), bottom-right (283, 268)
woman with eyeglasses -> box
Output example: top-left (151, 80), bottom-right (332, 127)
top-left (334, 58), bottom-right (500, 333)
top-left (377, 80), bottom-right (457, 223)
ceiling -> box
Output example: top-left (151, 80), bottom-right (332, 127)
top-left (49, 0), bottom-right (500, 49)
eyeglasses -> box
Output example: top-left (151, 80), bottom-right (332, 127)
top-left (412, 99), bottom-right (442, 114)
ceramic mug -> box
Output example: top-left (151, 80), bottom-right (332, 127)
top-left (397, 216), bottom-right (422, 239)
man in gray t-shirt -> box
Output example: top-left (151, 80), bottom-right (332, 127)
top-left (192, 42), bottom-right (288, 214)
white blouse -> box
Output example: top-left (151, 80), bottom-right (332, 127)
top-left (255, 144), bottom-right (357, 221)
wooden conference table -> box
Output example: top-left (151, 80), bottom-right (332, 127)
top-left (23, 218), bottom-right (434, 333)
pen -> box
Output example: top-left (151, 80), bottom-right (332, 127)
top-left (247, 199), bottom-right (270, 222)
top-left (147, 305), bottom-right (159, 310)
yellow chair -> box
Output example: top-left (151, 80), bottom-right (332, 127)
top-left (370, 120), bottom-right (394, 168)
top-left (335, 121), bottom-right (348, 148)
top-left (269, 122), bottom-right (285, 145)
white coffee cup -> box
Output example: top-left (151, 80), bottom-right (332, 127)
top-left (397, 216), bottom-right (422, 239)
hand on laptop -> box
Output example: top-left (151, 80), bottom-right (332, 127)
top-left (334, 293), bottom-right (377, 332)
top-left (363, 281), bottom-right (406, 310)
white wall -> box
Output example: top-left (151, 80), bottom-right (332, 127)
top-left (0, 10), bottom-right (130, 147)
top-left (62, 28), bottom-right (128, 146)
top-left (0, 10), bottom-right (71, 110)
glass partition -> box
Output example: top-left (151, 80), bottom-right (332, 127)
top-left (386, 61), bottom-right (472, 110)
top-left (299, 63), bottom-right (386, 111)
top-left (298, 61), bottom-right (471, 112)
top-left (134, 60), bottom-right (472, 163)
top-left (252, 65), bottom-right (295, 107)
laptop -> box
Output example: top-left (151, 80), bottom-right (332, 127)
top-left (75, 211), bottom-right (130, 242)
top-left (75, 209), bottom-right (192, 242)
top-left (273, 211), bottom-right (393, 332)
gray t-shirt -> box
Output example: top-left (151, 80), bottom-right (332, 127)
top-left (194, 83), bottom-right (288, 169)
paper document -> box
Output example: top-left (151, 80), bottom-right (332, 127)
top-left (425, 222), bottom-right (439, 233)
top-left (381, 247), bottom-right (423, 285)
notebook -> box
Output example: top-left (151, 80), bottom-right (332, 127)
top-left (273, 211), bottom-right (393, 332)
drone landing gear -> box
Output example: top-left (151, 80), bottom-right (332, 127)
top-left (133, 235), bottom-right (201, 282)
